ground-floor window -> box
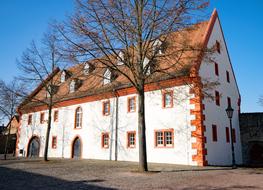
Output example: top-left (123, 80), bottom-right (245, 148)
top-left (127, 131), bottom-right (136, 148)
top-left (102, 133), bottom-right (109, 148)
top-left (52, 136), bottom-right (57, 149)
top-left (155, 129), bottom-right (174, 147)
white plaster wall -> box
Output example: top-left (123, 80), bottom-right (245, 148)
top-left (18, 85), bottom-right (196, 165)
top-left (199, 18), bottom-right (242, 165)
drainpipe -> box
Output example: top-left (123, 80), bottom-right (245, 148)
top-left (113, 89), bottom-right (119, 161)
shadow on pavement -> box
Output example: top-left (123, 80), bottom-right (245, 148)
top-left (0, 166), bottom-right (116, 190)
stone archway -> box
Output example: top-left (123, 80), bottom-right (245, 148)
top-left (27, 136), bottom-right (40, 157)
top-left (72, 137), bottom-right (81, 159)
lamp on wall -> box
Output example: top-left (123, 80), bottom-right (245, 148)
top-left (225, 105), bottom-right (236, 169)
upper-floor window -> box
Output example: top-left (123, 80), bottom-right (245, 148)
top-left (117, 51), bottom-right (125, 65)
top-left (103, 69), bottom-right (111, 85)
top-left (75, 107), bottom-right (82, 129)
top-left (28, 114), bottom-right (32, 125)
top-left (102, 101), bottom-right (110, 116)
top-left (215, 91), bottom-right (220, 106)
top-left (69, 80), bottom-right (76, 93)
top-left (155, 129), bottom-right (174, 148)
top-left (40, 112), bottom-right (45, 124)
top-left (101, 133), bottom-right (109, 148)
top-left (215, 63), bottom-right (219, 76)
top-left (212, 125), bottom-right (218, 142)
top-left (83, 63), bottom-right (90, 75)
top-left (227, 97), bottom-right (231, 107)
top-left (226, 71), bottom-right (230, 83)
top-left (162, 91), bottom-right (173, 108)
top-left (52, 136), bottom-right (57, 149)
top-left (225, 127), bottom-right (230, 143)
top-left (232, 128), bottom-right (236, 143)
top-left (54, 110), bottom-right (59, 122)
top-left (127, 131), bottom-right (136, 148)
top-left (216, 40), bottom-right (221, 54)
top-left (128, 96), bottom-right (136, 112)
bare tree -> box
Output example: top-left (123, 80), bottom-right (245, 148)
top-left (17, 31), bottom-right (66, 161)
top-left (57, 0), bottom-right (211, 171)
top-left (0, 79), bottom-right (23, 160)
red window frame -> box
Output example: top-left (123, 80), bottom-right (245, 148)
top-left (232, 128), bottom-right (236, 143)
top-left (127, 96), bottom-right (136, 113)
top-left (40, 112), bottom-right (45, 124)
top-left (127, 131), bottom-right (136, 148)
top-left (226, 127), bottom-right (230, 143)
top-left (162, 90), bottom-right (173, 108)
top-left (54, 110), bottom-right (59, 122)
top-left (28, 114), bottom-right (32, 125)
top-left (215, 63), bottom-right (219, 76)
top-left (154, 129), bottom-right (174, 148)
top-left (74, 107), bottom-right (82, 129)
top-left (212, 125), bottom-right (218, 142)
top-left (102, 100), bottom-right (110, 116)
top-left (226, 71), bottom-right (230, 83)
top-left (215, 91), bottom-right (220, 106)
top-left (216, 40), bottom-right (221, 54)
top-left (101, 132), bottom-right (109, 148)
top-left (52, 136), bottom-right (57, 149)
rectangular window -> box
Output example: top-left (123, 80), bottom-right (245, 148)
top-left (52, 136), bottom-right (57, 149)
top-left (127, 131), bottom-right (136, 148)
top-left (54, 110), bottom-right (59, 122)
top-left (232, 128), bottom-right (236, 143)
top-left (215, 63), bottom-right (219, 76)
top-left (215, 91), bottom-right (220, 106)
top-left (28, 114), bottom-right (32, 125)
top-left (128, 97), bottom-right (136, 112)
top-left (227, 97), bottom-right (231, 107)
top-left (162, 91), bottom-right (173, 108)
top-left (226, 127), bottom-right (230, 143)
top-left (226, 71), bottom-right (230, 83)
top-left (155, 129), bottom-right (174, 147)
top-left (216, 40), bottom-right (221, 54)
top-left (102, 133), bottom-right (109, 148)
top-left (40, 112), bottom-right (45, 124)
top-left (212, 125), bottom-right (218, 142)
top-left (102, 101), bottom-right (110, 116)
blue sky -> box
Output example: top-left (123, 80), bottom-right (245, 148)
top-left (0, 0), bottom-right (262, 113)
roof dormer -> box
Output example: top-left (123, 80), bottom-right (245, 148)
top-left (69, 79), bottom-right (82, 93)
top-left (83, 63), bottom-right (90, 75)
top-left (60, 70), bottom-right (68, 83)
top-left (117, 51), bottom-right (125, 65)
top-left (103, 68), bottom-right (111, 85)
top-left (153, 39), bottom-right (163, 55)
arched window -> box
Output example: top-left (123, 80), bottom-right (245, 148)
top-left (103, 68), bottom-right (111, 85)
top-left (69, 80), bottom-right (76, 93)
top-left (75, 107), bottom-right (82, 129)
top-left (61, 70), bottom-right (66, 83)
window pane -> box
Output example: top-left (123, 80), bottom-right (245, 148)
top-left (165, 131), bottom-right (172, 145)
top-left (164, 93), bottom-right (172, 107)
top-left (156, 132), bottom-right (163, 145)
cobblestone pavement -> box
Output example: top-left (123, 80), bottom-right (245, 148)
top-left (0, 158), bottom-right (263, 190)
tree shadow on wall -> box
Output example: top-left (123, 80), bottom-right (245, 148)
top-left (0, 166), bottom-right (116, 190)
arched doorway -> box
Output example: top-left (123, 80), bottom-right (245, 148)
top-left (27, 136), bottom-right (40, 157)
top-left (72, 137), bottom-right (81, 159)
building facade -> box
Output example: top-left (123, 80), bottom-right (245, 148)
top-left (16, 10), bottom-right (242, 166)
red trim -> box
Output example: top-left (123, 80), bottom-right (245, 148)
top-left (127, 96), bottom-right (136, 113)
top-left (212, 125), bottom-right (218, 142)
top-left (28, 114), bottom-right (32, 125)
top-left (162, 90), bottom-right (174, 108)
top-left (52, 136), bottom-right (57, 149)
top-left (102, 100), bottom-right (110, 116)
top-left (101, 132), bottom-right (109, 148)
top-left (216, 40), bottom-right (221, 54)
top-left (127, 131), bottom-right (136, 148)
top-left (54, 110), bottom-right (59, 122)
top-left (215, 91), bottom-right (220, 106)
top-left (40, 112), bottom-right (45, 124)
top-left (154, 129), bottom-right (174, 148)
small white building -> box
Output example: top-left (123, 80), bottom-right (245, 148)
top-left (16, 10), bottom-right (242, 166)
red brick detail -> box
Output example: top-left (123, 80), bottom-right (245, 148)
top-left (190, 80), bottom-right (208, 166)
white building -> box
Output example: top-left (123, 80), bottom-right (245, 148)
top-left (16, 10), bottom-right (242, 166)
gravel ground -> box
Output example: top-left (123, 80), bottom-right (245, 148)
top-left (0, 158), bottom-right (263, 190)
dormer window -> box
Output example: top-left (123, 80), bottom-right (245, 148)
top-left (143, 57), bottom-right (151, 75)
top-left (83, 63), bottom-right (90, 75)
top-left (117, 51), bottom-right (124, 65)
top-left (61, 70), bottom-right (66, 83)
top-left (153, 39), bottom-right (163, 55)
top-left (103, 68), bottom-right (111, 85)
top-left (69, 80), bottom-right (76, 93)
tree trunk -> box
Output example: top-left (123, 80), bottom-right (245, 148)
top-left (44, 104), bottom-right (52, 161)
top-left (137, 88), bottom-right (148, 172)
